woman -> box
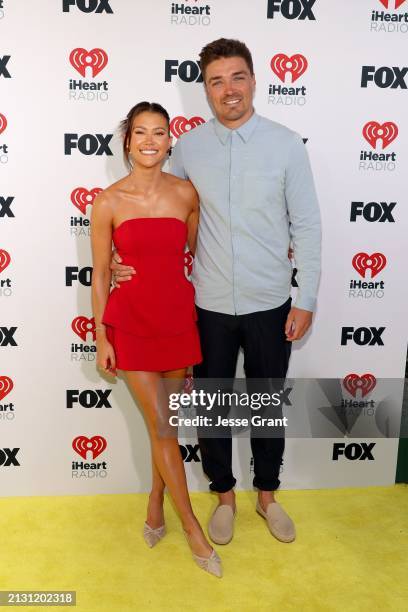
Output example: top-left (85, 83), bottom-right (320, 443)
top-left (91, 101), bottom-right (222, 578)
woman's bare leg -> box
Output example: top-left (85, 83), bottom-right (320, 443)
top-left (146, 368), bottom-right (185, 528)
top-left (146, 455), bottom-right (165, 529)
top-left (126, 369), bottom-right (213, 557)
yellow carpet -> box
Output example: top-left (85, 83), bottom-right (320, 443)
top-left (0, 486), bottom-right (407, 612)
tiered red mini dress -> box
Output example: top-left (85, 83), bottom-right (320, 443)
top-left (103, 217), bottom-right (202, 371)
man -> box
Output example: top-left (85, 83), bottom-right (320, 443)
top-left (112, 39), bottom-right (321, 545)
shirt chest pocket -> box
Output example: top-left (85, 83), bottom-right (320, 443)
top-left (241, 170), bottom-right (285, 211)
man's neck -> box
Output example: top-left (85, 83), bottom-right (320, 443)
top-left (216, 108), bottom-right (255, 131)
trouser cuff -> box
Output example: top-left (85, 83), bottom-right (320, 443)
top-left (209, 475), bottom-right (237, 493)
top-left (253, 476), bottom-right (280, 491)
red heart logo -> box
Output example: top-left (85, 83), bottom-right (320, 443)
top-left (362, 121), bottom-right (398, 150)
top-left (0, 249), bottom-right (11, 273)
top-left (71, 187), bottom-right (102, 215)
top-left (71, 316), bottom-right (96, 342)
top-left (352, 252), bottom-right (387, 278)
top-left (0, 376), bottom-right (13, 401)
top-left (183, 373), bottom-right (194, 394)
top-left (170, 116), bottom-right (205, 139)
top-left (270, 53), bottom-right (308, 83)
top-left (72, 435), bottom-right (107, 460)
top-left (69, 48), bottom-right (108, 78)
top-left (343, 374), bottom-right (377, 398)
top-left (184, 250), bottom-right (194, 276)
top-left (379, 1), bottom-right (406, 8)
top-left (0, 113), bottom-right (7, 135)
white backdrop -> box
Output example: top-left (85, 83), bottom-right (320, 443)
top-left (1, 0), bottom-right (407, 496)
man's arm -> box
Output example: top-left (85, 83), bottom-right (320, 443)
top-left (169, 138), bottom-right (188, 179)
top-left (285, 134), bottom-right (321, 340)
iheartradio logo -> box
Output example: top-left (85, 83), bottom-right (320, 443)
top-left (0, 249), bottom-right (11, 273)
top-left (270, 54), bottom-right (308, 83)
top-left (71, 316), bottom-right (96, 342)
top-left (170, 116), bottom-right (205, 138)
top-left (343, 374), bottom-right (377, 398)
top-left (352, 252), bottom-right (387, 278)
top-left (379, 0), bottom-right (406, 8)
top-left (71, 187), bottom-right (102, 215)
top-left (72, 435), bottom-right (107, 460)
top-left (362, 121), bottom-right (398, 150)
top-left (0, 113), bottom-right (7, 135)
top-left (69, 48), bottom-right (108, 78)
top-left (0, 376), bottom-right (13, 401)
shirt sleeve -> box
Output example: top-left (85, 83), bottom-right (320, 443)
top-left (169, 138), bottom-right (188, 179)
top-left (285, 133), bottom-right (321, 312)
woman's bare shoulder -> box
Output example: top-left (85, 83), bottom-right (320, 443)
top-left (94, 176), bottom-right (129, 210)
top-left (163, 172), bottom-right (198, 201)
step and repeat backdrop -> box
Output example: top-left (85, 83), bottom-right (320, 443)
top-left (1, 0), bottom-right (407, 496)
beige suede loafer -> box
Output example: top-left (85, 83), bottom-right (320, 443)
top-left (256, 501), bottom-right (296, 543)
top-left (208, 504), bottom-right (236, 545)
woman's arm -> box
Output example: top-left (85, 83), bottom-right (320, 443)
top-left (90, 192), bottom-right (116, 374)
top-left (186, 183), bottom-right (200, 256)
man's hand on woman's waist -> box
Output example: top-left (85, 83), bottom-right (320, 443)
top-left (111, 250), bottom-right (136, 288)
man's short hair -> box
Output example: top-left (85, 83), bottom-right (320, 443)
top-left (199, 38), bottom-right (254, 81)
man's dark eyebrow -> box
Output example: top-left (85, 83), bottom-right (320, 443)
top-left (208, 70), bottom-right (247, 83)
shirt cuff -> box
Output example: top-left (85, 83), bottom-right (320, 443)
top-left (294, 294), bottom-right (316, 312)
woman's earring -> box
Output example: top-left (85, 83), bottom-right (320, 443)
top-left (167, 146), bottom-right (173, 157)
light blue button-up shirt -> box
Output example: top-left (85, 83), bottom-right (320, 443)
top-left (170, 112), bottom-right (321, 315)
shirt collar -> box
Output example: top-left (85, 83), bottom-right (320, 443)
top-left (213, 111), bottom-right (259, 145)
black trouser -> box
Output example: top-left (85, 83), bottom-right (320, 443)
top-left (193, 299), bottom-right (292, 492)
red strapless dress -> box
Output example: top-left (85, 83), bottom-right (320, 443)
top-left (102, 217), bottom-right (202, 371)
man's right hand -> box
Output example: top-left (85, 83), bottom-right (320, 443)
top-left (110, 249), bottom-right (136, 288)
top-left (110, 246), bottom-right (292, 288)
